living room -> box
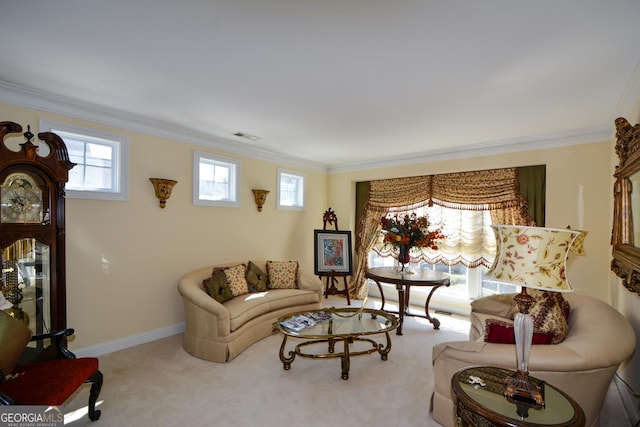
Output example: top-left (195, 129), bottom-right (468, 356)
top-left (1, 2), bottom-right (639, 426)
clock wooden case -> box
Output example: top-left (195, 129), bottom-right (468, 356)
top-left (0, 121), bottom-right (74, 339)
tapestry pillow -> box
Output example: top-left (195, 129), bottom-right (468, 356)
top-left (246, 261), bottom-right (268, 292)
top-left (515, 289), bottom-right (570, 344)
top-left (266, 261), bottom-right (298, 289)
top-left (484, 318), bottom-right (555, 345)
top-left (221, 264), bottom-right (250, 296)
top-left (202, 270), bottom-right (234, 304)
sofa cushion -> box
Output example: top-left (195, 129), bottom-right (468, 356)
top-left (222, 264), bottom-right (250, 296)
top-left (266, 261), bottom-right (298, 289)
top-left (0, 358), bottom-right (99, 405)
top-left (202, 271), bottom-right (234, 304)
top-left (225, 289), bottom-right (319, 332)
top-left (246, 261), bottom-right (269, 292)
top-left (471, 293), bottom-right (517, 319)
top-left (516, 290), bottom-right (569, 344)
top-left (485, 318), bottom-right (555, 345)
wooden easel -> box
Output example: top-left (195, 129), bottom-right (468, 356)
top-left (319, 208), bottom-right (351, 305)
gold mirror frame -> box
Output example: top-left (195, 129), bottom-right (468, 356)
top-left (612, 117), bottom-right (640, 294)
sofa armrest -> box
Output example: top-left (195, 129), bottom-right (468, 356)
top-left (178, 267), bottom-right (231, 338)
top-left (470, 293), bottom-right (516, 318)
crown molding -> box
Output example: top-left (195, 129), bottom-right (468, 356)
top-left (0, 80), bottom-right (615, 176)
top-left (0, 80), bottom-right (329, 173)
top-left (328, 126), bottom-right (613, 174)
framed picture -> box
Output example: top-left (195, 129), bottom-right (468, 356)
top-left (314, 230), bottom-right (353, 275)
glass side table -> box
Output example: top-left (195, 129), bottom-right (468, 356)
top-left (451, 366), bottom-right (585, 427)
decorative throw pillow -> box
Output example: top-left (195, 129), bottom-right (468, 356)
top-left (484, 318), bottom-right (555, 345)
top-left (202, 271), bottom-right (233, 304)
top-left (222, 264), bottom-right (250, 296)
top-left (516, 290), bottom-right (570, 344)
top-left (245, 261), bottom-right (268, 292)
top-left (266, 261), bottom-right (298, 289)
top-left (470, 293), bottom-right (517, 319)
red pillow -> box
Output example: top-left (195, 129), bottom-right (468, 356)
top-left (485, 319), bottom-right (555, 345)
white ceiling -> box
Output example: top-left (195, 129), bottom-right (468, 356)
top-left (1, 1), bottom-right (639, 172)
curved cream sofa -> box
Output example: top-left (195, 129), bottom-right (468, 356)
top-left (178, 261), bottom-right (324, 363)
top-left (431, 292), bottom-right (636, 427)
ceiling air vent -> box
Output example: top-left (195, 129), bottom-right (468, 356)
top-left (233, 132), bottom-right (261, 142)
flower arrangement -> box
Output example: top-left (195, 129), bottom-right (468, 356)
top-left (380, 213), bottom-right (445, 261)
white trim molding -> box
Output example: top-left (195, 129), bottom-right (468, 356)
top-left (73, 323), bottom-right (185, 358)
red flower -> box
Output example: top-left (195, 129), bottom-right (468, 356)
top-left (516, 234), bottom-right (530, 245)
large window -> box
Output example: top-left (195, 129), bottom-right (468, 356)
top-left (193, 151), bottom-right (240, 207)
top-left (40, 120), bottom-right (129, 201)
top-left (369, 203), bottom-right (517, 311)
top-left (368, 250), bottom-right (517, 307)
top-left (277, 168), bottom-right (305, 210)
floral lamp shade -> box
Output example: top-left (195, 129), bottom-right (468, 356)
top-left (485, 225), bottom-right (582, 292)
top-left (570, 230), bottom-right (588, 256)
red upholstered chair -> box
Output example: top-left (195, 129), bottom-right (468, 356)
top-left (0, 311), bottom-right (103, 421)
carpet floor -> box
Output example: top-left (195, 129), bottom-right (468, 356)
top-left (62, 296), bottom-right (630, 426)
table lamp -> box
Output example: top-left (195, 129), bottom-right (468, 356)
top-left (485, 225), bottom-right (581, 406)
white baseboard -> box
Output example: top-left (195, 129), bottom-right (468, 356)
top-left (72, 323), bottom-right (185, 358)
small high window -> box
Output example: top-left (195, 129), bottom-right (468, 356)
top-left (39, 120), bottom-right (129, 201)
top-left (193, 151), bottom-right (240, 207)
top-left (277, 169), bottom-right (305, 210)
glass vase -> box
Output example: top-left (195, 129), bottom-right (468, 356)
top-left (397, 244), bottom-right (413, 274)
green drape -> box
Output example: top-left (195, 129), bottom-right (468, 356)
top-left (355, 181), bottom-right (370, 248)
top-left (518, 165), bottom-right (546, 226)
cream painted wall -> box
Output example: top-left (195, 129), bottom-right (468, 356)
top-left (328, 141), bottom-right (613, 302)
top-left (0, 103), bottom-right (328, 349)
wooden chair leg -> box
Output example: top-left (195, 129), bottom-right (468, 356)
top-left (86, 370), bottom-right (103, 421)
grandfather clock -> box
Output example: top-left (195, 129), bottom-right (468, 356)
top-left (0, 121), bottom-right (74, 341)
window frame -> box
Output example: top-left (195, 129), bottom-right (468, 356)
top-left (193, 151), bottom-right (241, 208)
top-left (277, 168), bottom-right (305, 210)
top-left (39, 119), bottom-right (129, 201)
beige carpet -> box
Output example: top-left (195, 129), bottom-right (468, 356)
top-left (61, 296), bottom-right (629, 426)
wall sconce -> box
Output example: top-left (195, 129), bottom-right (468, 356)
top-left (252, 189), bottom-right (270, 212)
top-left (149, 178), bottom-right (177, 208)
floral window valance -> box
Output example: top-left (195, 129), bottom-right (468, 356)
top-left (367, 168), bottom-right (530, 212)
top-left (349, 167), bottom-right (539, 299)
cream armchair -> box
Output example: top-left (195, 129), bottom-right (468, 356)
top-left (431, 292), bottom-right (636, 427)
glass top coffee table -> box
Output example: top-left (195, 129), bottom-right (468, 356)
top-left (273, 307), bottom-right (398, 380)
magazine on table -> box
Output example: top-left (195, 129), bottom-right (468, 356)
top-left (303, 311), bottom-right (332, 322)
top-left (280, 311), bottom-right (332, 331)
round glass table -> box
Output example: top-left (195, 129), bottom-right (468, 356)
top-left (365, 266), bottom-right (450, 334)
top-left (273, 307), bottom-right (398, 380)
top-left (452, 366), bottom-right (585, 427)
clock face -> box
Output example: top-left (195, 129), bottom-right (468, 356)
top-left (1, 173), bottom-right (43, 224)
